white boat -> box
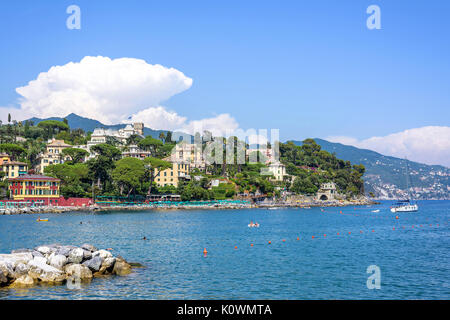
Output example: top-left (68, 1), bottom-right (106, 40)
top-left (390, 201), bottom-right (418, 213)
top-left (390, 158), bottom-right (419, 213)
top-left (371, 209), bottom-right (380, 213)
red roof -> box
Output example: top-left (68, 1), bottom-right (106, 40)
top-left (8, 174), bottom-right (60, 182)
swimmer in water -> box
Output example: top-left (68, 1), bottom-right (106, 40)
top-left (143, 236), bottom-right (147, 240)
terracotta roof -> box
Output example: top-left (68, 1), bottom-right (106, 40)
top-left (47, 139), bottom-right (72, 147)
top-left (8, 174), bottom-right (60, 181)
top-left (1, 161), bottom-right (27, 166)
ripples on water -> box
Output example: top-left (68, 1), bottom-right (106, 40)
top-left (0, 200), bottom-right (449, 300)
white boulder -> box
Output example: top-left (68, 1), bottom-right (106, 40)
top-left (68, 248), bottom-right (84, 264)
top-left (92, 250), bottom-right (113, 260)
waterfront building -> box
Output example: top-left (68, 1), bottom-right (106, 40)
top-left (8, 174), bottom-right (60, 205)
top-left (316, 182), bottom-right (337, 201)
top-left (35, 139), bottom-right (72, 174)
top-left (1, 161), bottom-right (28, 180)
top-left (154, 162), bottom-right (191, 187)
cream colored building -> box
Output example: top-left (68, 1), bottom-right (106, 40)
top-left (36, 139), bottom-right (72, 174)
top-left (1, 161), bottom-right (28, 180)
top-left (122, 144), bottom-right (152, 159)
top-left (154, 162), bottom-right (191, 187)
top-left (167, 142), bottom-right (205, 169)
top-left (264, 162), bottom-right (290, 182)
top-left (316, 182), bottom-right (337, 201)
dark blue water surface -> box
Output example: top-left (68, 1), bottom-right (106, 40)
top-left (0, 200), bottom-right (449, 300)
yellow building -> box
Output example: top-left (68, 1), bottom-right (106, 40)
top-left (154, 162), bottom-right (190, 187)
top-left (8, 174), bottom-right (60, 204)
top-left (0, 153), bottom-right (11, 165)
top-left (36, 139), bottom-right (72, 174)
top-left (1, 161), bottom-right (29, 180)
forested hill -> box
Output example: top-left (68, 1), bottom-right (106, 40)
top-left (26, 113), bottom-right (167, 139)
top-left (292, 139), bottom-right (449, 200)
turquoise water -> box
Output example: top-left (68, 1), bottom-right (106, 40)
top-left (0, 200), bottom-right (449, 300)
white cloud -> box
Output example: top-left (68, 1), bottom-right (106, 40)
top-left (10, 56), bottom-right (193, 124)
top-left (0, 106), bottom-right (33, 123)
top-left (326, 126), bottom-right (450, 167)
top-left (128, 107), bottom-right (239, 136)
top-left (0, 55), bottom-right (242, 136)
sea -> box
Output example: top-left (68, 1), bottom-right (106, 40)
top-left (0, 200), bottom-right (449, 300)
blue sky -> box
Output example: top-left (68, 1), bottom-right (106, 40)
top-left (0, 0), bottom-right (449, 165)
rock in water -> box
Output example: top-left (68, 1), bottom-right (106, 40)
top-left (35, 246), bottom-right (51, 255)
top-left (48, 253), bottom-right (68, 270)
top-left (1, 244), bottom-right (135, 288)
top-left (92, 250), bottom-right (113, 260)
top-left (28, 257), bottom-right (66, 283)
top-left (0, 260), bottom-right (14, 279)
top-left (82, 256), bottom-right (102, 272)
top-left (112, 259), bottom-right (132, 276)
top-left (0, 270), bottom-right (7, 285)
top-left (13, 263), bottom-right (30, 277)
top-left (82, 249), bottom-right (92, 260)
top-left (98, 257), bottom-right (116, 275)
top-left (32, 251), bottom-right (44, 258)
top-left (56, 246), bottom-right (72, 257)
top-left (68, 248), bottom-right (84, 264)
top-left (9, 275), bottom-right (35, 288)
top-left (65, 264), bottom-right (93, 281)
top-left (81, 244), bottom-right (97, 252)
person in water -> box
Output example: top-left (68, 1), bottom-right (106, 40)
top-left (143, 236), bottom-right (147, 240)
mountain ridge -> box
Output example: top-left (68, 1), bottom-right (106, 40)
top-left (292, 139), bottom-right (449, 200)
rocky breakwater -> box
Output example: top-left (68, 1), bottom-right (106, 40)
top-left (0, 244), bottom-right (134, 288)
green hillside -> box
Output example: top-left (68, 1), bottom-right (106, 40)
top-left (292, 139), bottom-right (450, 199)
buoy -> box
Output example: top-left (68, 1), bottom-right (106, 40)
top-left (203, 248), bottom-right (208, 255)
top-left (395, 216), bottom-right (399, 220)
top-left (337, 232), bottom-right (340, 235)
top-left (348, 232), bottom-right (351, 235)
top-left (251, 243), bottom-right (253, 247)
top-left (312, 236), bottom-right (315, 239)
top-left (340, 211), bottom-right (342, 214)
top-left (296, 237), bottom-right (299, 241)
top-left (282, 239), bottom-right (286, 242)
top-left (372, 229), bottom-right (374, 232)
top-left (392, 227), bottom-right (395, 230)
top-left (268, 241), bottom-right (271, 244)
top-left (234, 246), bottom-right (237, 249)
top-left (323, 234), bottom-right (326, 237)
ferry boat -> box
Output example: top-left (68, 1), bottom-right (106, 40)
top-left (390, 158), bottom-right (419, 213)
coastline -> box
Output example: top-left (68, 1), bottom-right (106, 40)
top-left (0, 199), bottom-right (379, 215)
